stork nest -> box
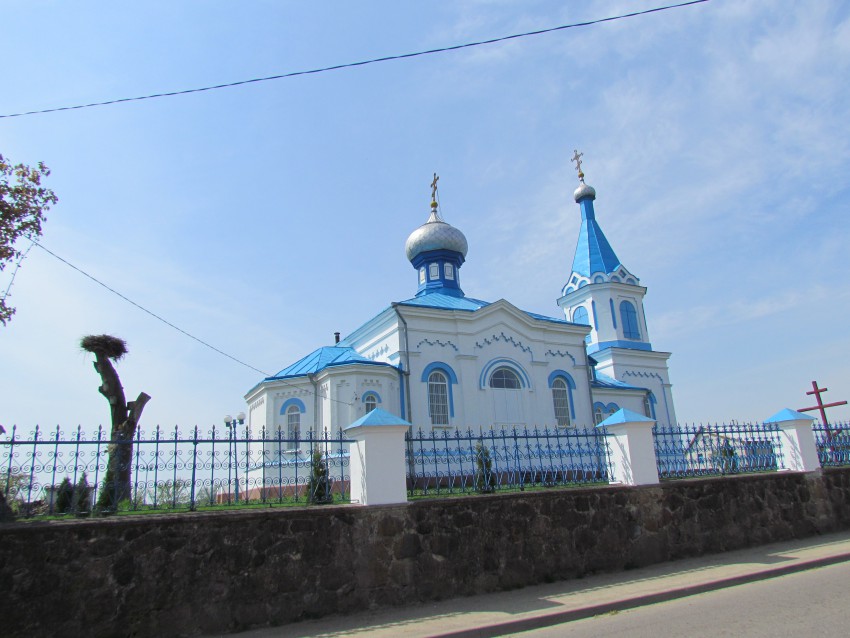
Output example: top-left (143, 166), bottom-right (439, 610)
top-left (80, 334), bottom-right (128, 360)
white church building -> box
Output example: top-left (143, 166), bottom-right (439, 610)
top-left (244, 157), bottom-right (677, 440)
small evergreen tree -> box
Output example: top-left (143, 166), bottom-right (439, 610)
top-left (73, 472), bottom-right (92, 514)
top-left (307, 448), bottom-right (333, 504)
top-left (475, 442), bottom-right (495, 493)
top-left (55, 477), bottom-right (74, 513)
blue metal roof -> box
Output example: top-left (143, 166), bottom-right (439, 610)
top-left (597, 408), bottom-right (655, 427)
top-left (345, 407), bottom-right (412, 430)
top-left (765, 408), bottom-right (815, 424)
top-left (571, 217), bottom-right (622, 278)
top-left (397, 293), bottom-right (490, 312)
top-left (398, 292), bottom-right (568, 324)
top-left (267, 346), bottom-right (393, 380)
top-left (591, 372), bottom-right (647, 391)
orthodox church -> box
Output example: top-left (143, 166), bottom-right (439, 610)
top-left (244, 155), bottom-right (677, 438)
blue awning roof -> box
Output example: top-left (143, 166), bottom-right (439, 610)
top-left (591, 372), bottom-right (647, 391)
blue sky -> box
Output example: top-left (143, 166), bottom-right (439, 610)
top-left (2, 0), bottom-right (849, 432)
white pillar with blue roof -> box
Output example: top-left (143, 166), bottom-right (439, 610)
top-left (598, 408), bottom-right (660, 486)
top-left (345, 408), bottom-right (412, 506)
top-left (765, 408), bottom-right (820, 472)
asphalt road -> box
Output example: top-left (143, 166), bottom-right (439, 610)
top-left (509, 561), bottom-right (850, 637)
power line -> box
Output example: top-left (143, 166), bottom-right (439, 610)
top-left (0, 1), bottom-right (710, 119)
top-left (32, 241), bottom-right (356, 407)
top-left (33, 241), bottom-right (271, 376)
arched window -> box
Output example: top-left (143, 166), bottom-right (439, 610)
top-left (428, 371), bottom-right (450, 426)
top-left (489, 367), bottom-right (521, 389)
top-left (619, 300), bottom-right (641, 340)
top-left (573, 307), bottom-right (592, 344)
top-left (364, 395), bottom-right (377, 413)
top-left (286, 405), bottom-right (301, 440)
top-left (551, 378), bottom-right (571, 427)
top-left (594, 402), bottom-right (620, 425)
top-left (572, 307), bottom-right (590, 325)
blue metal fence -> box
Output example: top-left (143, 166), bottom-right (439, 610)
top-left (405, 426), bottom-right (611, 497)
top-left (813, 422), bottom-right (850, 467)
top-left (0, 424), bottom-right (350, 518)
top-left (653, 422), bottom-right (783, 480)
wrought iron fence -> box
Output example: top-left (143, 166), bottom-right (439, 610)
top-left (0, 424), bottom-right (350, 519)
top-left (405, 426), bottom-right (611, 497)
top-left (653, 422), bottom-right (783, 480)
top-left (813, 422), bottom-right (850, 467)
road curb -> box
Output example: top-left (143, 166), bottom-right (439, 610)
top-left (432, 552), bottom-right (850, 638)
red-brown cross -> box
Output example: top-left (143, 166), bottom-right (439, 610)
top-left (799, 380), bottom-right (847, 426)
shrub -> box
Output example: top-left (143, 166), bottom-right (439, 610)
top-left (475, 442), bottom-right (495, 493)
top-left (307, 448), bottom-right (333, 504)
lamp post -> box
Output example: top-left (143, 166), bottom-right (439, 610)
top-left (224, 412), bottom-right (246, 503)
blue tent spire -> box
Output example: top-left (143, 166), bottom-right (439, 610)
top-left (570, 178), bottom-right (622, 278)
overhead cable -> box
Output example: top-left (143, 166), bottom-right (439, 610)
top-left (0, 1), bottom-right (710, 119)
top-left (32, 241), bottom-right (356, 407)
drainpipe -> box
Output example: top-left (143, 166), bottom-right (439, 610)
top-left (392, 302), bottom-right (415, 485)
top-left (586, 354), bottom-right (597, 427)
top-left (391, 303), bottom-right (412, 424)
top-left (308, 372), bottom-right (320, 438)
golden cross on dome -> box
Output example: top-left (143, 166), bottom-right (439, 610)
top-left (571, 149), bottom-right (585, 180)
top-left (431, 173), bottom-right (440, 202)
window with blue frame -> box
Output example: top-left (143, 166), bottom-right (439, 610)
top-left (428, 371), bottom-right (450, 425)
top-left (619, 300), bottom-right (641, 340)
top-left (551, 378), bottom-right (571, 427)
top-left (364, 395), bottom-right (377, 414)
top-left (286, 405), bottom-right (301, 440)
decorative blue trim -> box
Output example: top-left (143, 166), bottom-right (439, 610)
top-left (411, 248), bottom-right (465, 298)
top-left (548, 370), bottom-right (577, 419)
top-left (361, 391), bottom-right (382, 404)
top-left (609, 298), bottom-right (617, 329)
top-left (479, 358), bottom-right (531, 389)
top-left (591, 300), bottom-right (598, 329)
top-left (547, 370), bottom-right (576, 389)
top-left (420, 361), bottom-right (458, 384)
top-left (280, 398), bottom-right (306, 414)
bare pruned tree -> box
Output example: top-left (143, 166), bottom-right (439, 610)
top-left (80, 334), bottom-right (150, 511)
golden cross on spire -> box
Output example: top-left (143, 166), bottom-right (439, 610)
top-left (430, 173), bottom-right (440, 202)
top-left (571, 149), bottom-right (585, 180)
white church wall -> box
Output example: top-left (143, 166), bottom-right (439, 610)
top-left (399, 302), bottom-right (592, 432)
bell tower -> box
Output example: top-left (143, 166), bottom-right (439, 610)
top-left (557, 152), bottom-right (677, 425)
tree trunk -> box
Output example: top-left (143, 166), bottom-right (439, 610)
top-left (90, 352), bottom-right (150, 512)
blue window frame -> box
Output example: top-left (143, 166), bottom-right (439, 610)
top-left (421, 362), bottom-right (458, 423)
top-left (619, 300), bottom-right (641, 340)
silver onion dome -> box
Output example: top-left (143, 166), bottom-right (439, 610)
top-left (573, 181), bottom-right (596, 202)
top-left (405, 208), bottom-right (469, 262)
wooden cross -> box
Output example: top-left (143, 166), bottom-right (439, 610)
top-left (431, 173), bottom-right (439, 201)
top-left (571, 149), bottom-right (584, 178)
top-left (799, 380), bottom-right (847, 426)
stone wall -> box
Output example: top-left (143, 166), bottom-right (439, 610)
top-left (2, 468), bottom-right (850, 638)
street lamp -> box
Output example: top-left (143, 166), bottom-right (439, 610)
top-left (223, 412), bottom-right (246, 503)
